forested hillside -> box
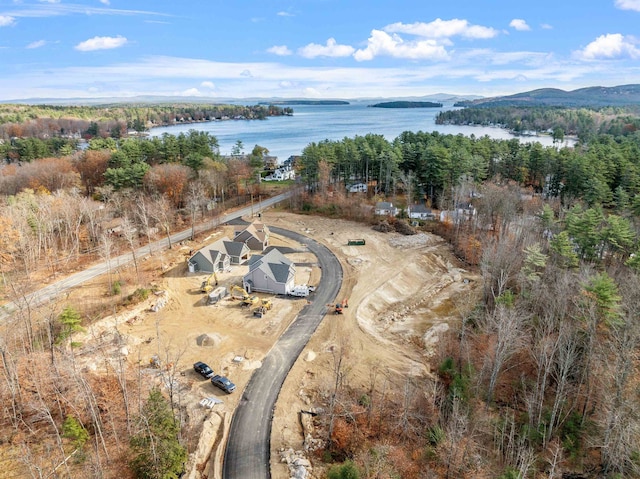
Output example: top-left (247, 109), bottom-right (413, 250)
top-left (436, 106), bottom-right (640, 141)
top-left (455, 84), bottom-right (640, 108)
top-left (1, 115), bottom-right (640, 477)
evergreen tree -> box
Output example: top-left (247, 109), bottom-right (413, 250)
top-left (549, 231), bottom-right (579, 268)
top-left (56, 306), bottom-right (84, 345)
top-left (130, 388), bottom-right (187, 479)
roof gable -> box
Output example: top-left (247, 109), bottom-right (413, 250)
top-left (247, 248), bottom-right (294, 283)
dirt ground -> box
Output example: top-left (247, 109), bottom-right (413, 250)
top-left (65, 210), bottom-right (479, 479)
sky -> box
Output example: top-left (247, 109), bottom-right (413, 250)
top-left (0, 0), bottom-right (639, 101)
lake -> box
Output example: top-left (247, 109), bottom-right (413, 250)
top-left (149, 101), bottom-right (572, 161)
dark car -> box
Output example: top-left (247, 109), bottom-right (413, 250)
top-left (211, 374), bottom-right (236, 394)
top-left (193, 361), bottom-right (214, 379)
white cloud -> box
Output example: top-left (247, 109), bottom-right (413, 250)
top-left (541, 23), bottom-right (553, 30)
top-left (0, 53), bottom-right (635, 101)
top-left (240, 69), bottom-right (252, 77)
top-left (303, 87), bottom-right (321, 97)
top-left (26, 39), bottom-right (46, 49)
top-left (277, 11), bottom-right (293, 17)
top-left (509, 19), bottom-right (531, 31)
top-left (615, 0), bottom-right (640, 11)
top-left (577, 33), bottom-right (640, 59)
top-left (181, 88), bottom-right (201, 96)
top-left (74, 35), bottom-right (127, 51)
top-left (4, 4), bottom-right (168, 19)
top-left (354, 30), bottom-right (449, 61)
top-left (298, 38), bottom-right (355, 58)
top-left (0, 15), bottom-right (16, 26)
top-left (267, 45), bottom-right (292, 56)
top-left (463, 48), bottom-right (553, 66)
top-left (38, 0), bottom-right (60, 3)
top-left (100, 0), bottom-right (110, 5)
top-left (384, 18), bottom-right (498, 39)
top-left (200, 80), bottom-right (215, 89)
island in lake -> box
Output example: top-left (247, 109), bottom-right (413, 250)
top-left (369, 101), bottom-right (443, 108)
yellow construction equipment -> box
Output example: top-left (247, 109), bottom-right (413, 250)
top-left (260, 299), bottom-right (273, 310)
top-left (252, 298), bottom-right (273, 317)
top-left (200, 271), bottom-right (219, 293)
top-left (242, 295), bottom-right (260, 308)
top-left (230, 285), bottom-right (249, 300)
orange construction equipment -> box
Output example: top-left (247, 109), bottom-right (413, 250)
top-left (334, 298), bottom-right (348, 315)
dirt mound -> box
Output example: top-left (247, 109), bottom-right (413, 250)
top-left (196, 333), bottom-right (222, 347)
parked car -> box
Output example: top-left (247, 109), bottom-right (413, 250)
top-left (211, 374), bottom-right (236, 393)
top-left (193, 361), bottom-right (214, 379)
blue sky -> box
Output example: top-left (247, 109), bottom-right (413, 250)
top-left (0, 0), bottom-right (639, 101)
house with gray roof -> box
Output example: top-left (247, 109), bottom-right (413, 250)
top-left (409, 204), bottom-right (435, 220)
top-left (234, 221), bottom-right (270, 251)
top-left (243, 248), bottom-right (295, 295)
top-left (374, 201), bottom-right (398, 216)
top-left (221, 240), bottom-right (250, 265)
top-left (188, 238), bottom-right (250, 273)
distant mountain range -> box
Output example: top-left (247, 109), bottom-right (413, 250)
top-left (4, 86), bottom-right (640, 108)
top-left (0, 93), bottom-right (482, 106)
top-left (455, 84), bottom-right (640, 108)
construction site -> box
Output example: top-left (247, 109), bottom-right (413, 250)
top-left (30, 209), bottom-right (478, 479)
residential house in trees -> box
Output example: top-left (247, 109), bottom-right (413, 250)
top-left (374, 201), bottom-right (398, 216)
top-left (439, 202), bottom-right (477, 224)
top-left (408, 204), bottom-right (435, 220)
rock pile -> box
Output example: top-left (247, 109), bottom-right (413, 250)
top-left (280, 448), bottom-right (312, 479)
top-left (389, 232), bottom-right (436, 248)
top-left (150, 290), bottom-right (168, 312)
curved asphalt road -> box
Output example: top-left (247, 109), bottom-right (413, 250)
top-left (222, 226), bottom-right (342, 479)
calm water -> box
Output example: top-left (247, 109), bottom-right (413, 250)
top-left (149, 102), bottom-right (571, 161)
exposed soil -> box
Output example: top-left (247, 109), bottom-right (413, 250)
top-left (52, 210), bottom-right (480, 478)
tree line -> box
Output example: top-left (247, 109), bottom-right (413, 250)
top-left (299, 130), bottom-right (640, 211)
top-left (435, 106), bottom-right (640, 141)
top-left (0, 102), bottom-right (290, 141)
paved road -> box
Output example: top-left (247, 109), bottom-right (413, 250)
top-left (0, 192), bottom-right (293, 321)
top-left (223, 227), bottom-right (343, 479)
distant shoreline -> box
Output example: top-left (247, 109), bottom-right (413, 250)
top-left (369, 101), bottom-right (443, 109)
top-left (258, 100), bottom-right (349, 106)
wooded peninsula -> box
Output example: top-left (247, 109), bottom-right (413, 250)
top-left (0, 102), bottom-right (291, 141)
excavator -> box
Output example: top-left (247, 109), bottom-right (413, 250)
top-left (200, 271), bottom-right (219, 293)
top-left (334, 298), bottom-right (348, 315)
top-left (230, 285), bottom-right (260, 308)
top-left (231, 285), bottom-right (249, 300)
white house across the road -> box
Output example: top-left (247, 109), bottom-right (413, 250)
top-left (263, 166), bottom-right (295, 181)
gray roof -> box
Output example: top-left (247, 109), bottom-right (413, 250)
top-left (376, 201), bottom-right (394, 209)
top-left (410, 204), bottom-right (432, 213)
top-left (222, 240), bottom-right (249, 258)
top-left (191, 238), bottom-right (247, 265)
top-left (247, 248), bottom-right (294, 284)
